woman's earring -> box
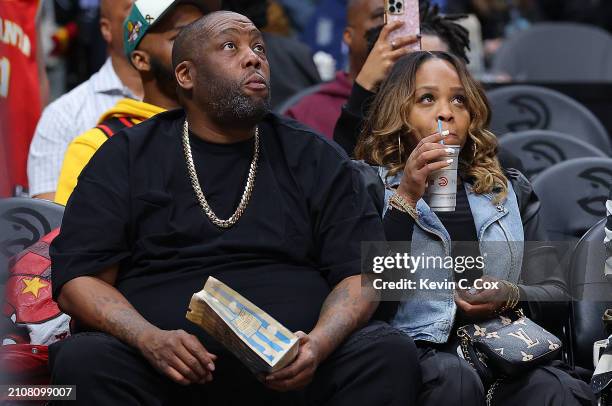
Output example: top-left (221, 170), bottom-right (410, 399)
top-left (472, 143), bottom-right (478, 160)
top-left (398, 135), bottom-right (402, 164)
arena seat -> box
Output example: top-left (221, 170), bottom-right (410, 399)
top-left (532, 158), bottom-right (612, 241)
top-left (492, 22), bottom-right (612, 83)
top-left (488, 85), bottom-right (611, 155)
top-left (0, 198), bottom-right (64, 283)
top-left (275, 82), bottom-right (326, 115)
top-left (568, 219), bottom-right (610, 372)
top-left (498, 130), bottom-right (608, 180)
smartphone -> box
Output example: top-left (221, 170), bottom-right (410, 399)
top-left (385, 0), bottom-right (421, 51)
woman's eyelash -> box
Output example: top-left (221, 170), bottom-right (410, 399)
top-left (417, 94), bottom-right (466, 104)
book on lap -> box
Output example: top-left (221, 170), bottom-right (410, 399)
top-left (186, 276), bottom-right (300, 374)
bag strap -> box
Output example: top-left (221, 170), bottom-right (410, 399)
top-left (95, 116), bottom-right (136, 138)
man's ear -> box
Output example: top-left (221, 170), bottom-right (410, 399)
top-left (100, 17), bottom-right (112, 44)
top-left (175, 61), bottom-right (194, 91)
top-left (130, 50), bottom-right (151, 73)
top-left (343, 27), bottom-right (353, 47)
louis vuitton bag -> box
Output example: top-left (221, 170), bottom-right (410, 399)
top-left (457, 309), bottom-right (562, 385)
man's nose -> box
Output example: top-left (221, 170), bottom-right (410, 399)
top-left (242, 48), bottom-right (262, 70)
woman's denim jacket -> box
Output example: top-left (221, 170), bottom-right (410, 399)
top-left (376, 166), bottom-right (525, 343)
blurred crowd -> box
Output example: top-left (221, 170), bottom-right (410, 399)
top-left (39, 0), bottom-right (612, 99)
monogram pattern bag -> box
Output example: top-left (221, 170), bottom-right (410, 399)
top-left (457, 309), bottom-right (562, 386)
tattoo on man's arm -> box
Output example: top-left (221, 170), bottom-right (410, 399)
top-left (315, 277), bottom-right (377, 356)
top-left (90, 291), bottom-right (152, 347)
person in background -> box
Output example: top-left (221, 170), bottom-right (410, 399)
top-left (0, 0), bottom-right (49, 197)
top-left (27, 0), bottom-right (143, 201)
top-left (52, 0), bottom-right (107, 90)
top-left (54, 0), bottom-right (219, 206)
top-left (299, 0), bottom-right (348, 75)
top-left (275, 0), bottom-right (316, 33)
top-left (285, 0), bottom-right (470, 139)
top-left (223, 0), bottom-right (321, 109)
top-left (445, 0), bottom-right (541, 61)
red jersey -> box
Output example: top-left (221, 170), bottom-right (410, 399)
top-left (0, 0), bottom-right (42, 196)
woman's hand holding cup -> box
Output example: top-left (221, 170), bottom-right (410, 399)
top-left (396, 131), bottom-right (454, 208)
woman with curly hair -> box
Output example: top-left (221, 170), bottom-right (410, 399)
top-left (355, 51), bottom-right (593, 405)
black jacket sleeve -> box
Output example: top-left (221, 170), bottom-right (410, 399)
top-left (333, 82), bottom-right (376, 157)
top-left (508, 168), bottom-right (571, 331)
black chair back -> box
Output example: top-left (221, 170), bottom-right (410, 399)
top-left (498, 130), bottom-right (608, 180)
top-left (0, 198), bottom-right (64, 281)
top-left (275, 83), bottom-right (326, 115)
top-left (488, 85), bottom-right (611, 155)
top-left (492, 23), bottom-right (612, 82)
top-left (569, 219), bottom-right (611, 370)
top-left (532, 158), bottom-right (612, 241)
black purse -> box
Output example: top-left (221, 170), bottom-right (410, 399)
top-left (457, 309), bottom-right (562, 386)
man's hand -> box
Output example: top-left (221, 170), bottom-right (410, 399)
top-left (355, 20), bottom-right (420, 91)
top-left (263, 274), bottom-right (377, 392)
top-left (455, 276), bottom-right (511, 320)
top-left (262, 331), bottom-right (321, 392)
top-left (137, 328), bottom-right (217, 386)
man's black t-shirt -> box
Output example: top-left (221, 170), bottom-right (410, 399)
top-left (50, 109), bottom-right (384, 352)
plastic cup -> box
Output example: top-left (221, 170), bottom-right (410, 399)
top-left (426, 145), bottom-right (460, 212)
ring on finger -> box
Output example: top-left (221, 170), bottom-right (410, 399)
top-left (390, 40), bottom-right (397, 49)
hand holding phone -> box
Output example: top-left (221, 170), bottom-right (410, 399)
top-left (355, 21), bottom-right (420, 91)
top-left (385, 0), bottom-right (421, 51)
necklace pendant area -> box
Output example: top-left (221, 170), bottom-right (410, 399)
top-left (182, 120), bottom-right (259, 229)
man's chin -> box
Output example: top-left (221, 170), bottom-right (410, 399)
top-left (243, 90), bottom-right (270, 105)
top-left (245, 93), bottom-right (271, 117)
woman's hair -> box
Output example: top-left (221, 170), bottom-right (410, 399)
top-left (355, 51), bottom-right (508, 203)
top-left (365, 0), bottom-right (471, 64)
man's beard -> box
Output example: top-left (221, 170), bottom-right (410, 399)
top-left (199, 70), bottom-right (271, 127)
top-left (150, 56), bottom-right (177, 101)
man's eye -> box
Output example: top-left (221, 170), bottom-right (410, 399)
top-left (223, 42), bottom-right (236, 50)
top-left (253, 44), bottom-right (265, 53)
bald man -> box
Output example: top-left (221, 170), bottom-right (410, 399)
top-left (48, 11), bottom-right (421, 406)
top-left (27, 0), bottom-right (144, 200)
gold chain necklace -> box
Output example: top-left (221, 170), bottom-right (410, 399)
top-left (181, 120), bottom-right (259, 228)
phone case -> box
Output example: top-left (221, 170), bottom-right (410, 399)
top-left (385, 0), bottom-right (421, 51)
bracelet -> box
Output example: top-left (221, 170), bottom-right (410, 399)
top-left (498, 281), bottom-right (516, 313)
top-left (389, 193), bottom-right (418, 220)
top-left (496, 281), bottom-right (520, 314)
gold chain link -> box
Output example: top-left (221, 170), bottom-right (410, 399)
top-left (486, 378), bottom-right (503, 406)
top-left (182, 120), bottom-right (259, 229)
